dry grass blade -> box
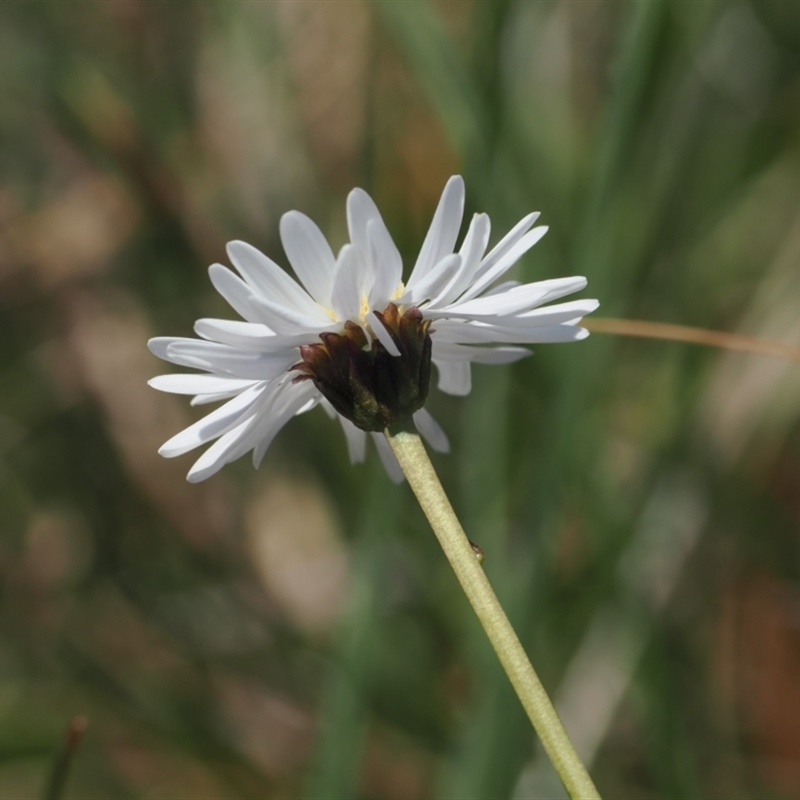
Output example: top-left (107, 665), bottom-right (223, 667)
top-left (585, 318), bottom-right (800, 364)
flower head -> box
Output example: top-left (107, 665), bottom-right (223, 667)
top-left (148, 176), bottom-right (598, 482)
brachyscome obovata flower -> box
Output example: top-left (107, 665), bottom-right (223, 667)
top-left (148, 176), bottom-right (598, 482)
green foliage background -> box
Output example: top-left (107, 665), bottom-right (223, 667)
top-left (2, 1), bottom-right (800, 798)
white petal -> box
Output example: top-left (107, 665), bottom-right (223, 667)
top-left (164, 340), bottom-right (297, 379)
top-left (339, 415), bottom-right (367, 463)
top-left (432, 318), bottom-right (591, 345)
top-left (367, 218), bottom-right (403, 309)
top-left (148, 337), bottom-right (177, 360)
top-left (502, 297), bottom-right (599, 327)
top-left (186, 418), bottom-right (255, 483)
top-left (484, 280), bottom-right (521, 296)
top-left (159, 382), bottom-right (268, 458)
top-left (155, 336), bottom-right (296, 377)
top-left (459, 213), bottom-right (491, 267)
top-left (150, 336), bottom-right (244, 370)
top-left (331, 244), bottom-right (369, 322)
top-left (191, 390), bottom-right (245, 406)
top-left (432, 281), bottom-right (553, 319)
top-left (400, 254), bottom-right (461, 306)
top-left (413, 408), bottom-right (450, 453)
top-left (371, 433), bottom-right (405, 483)
top-left (186, 378), bottom-right (313, 481)
top-left (250, 294), bottom-right (338, 336)
top-left (194, 318), bottom-right (310, 351)
top-left (473, 212), bottom-right (540, 282)
top-left (434, 359), bottom-right (472, 396)
top-left (149, 374), bottom-right (257, 395)
top-left (347, 188), bottom-right (381, 251)
top-left (455, 226), bottom-right (549, 303)
top-left (470, 346), bottom-right (531, 364)
top-left (406, 176), bottom-right (465, 289)
top-left (429, 213), bottom-right (491, 308)
top-left (535, 276), bottom-right (588, 305)
top-left (366, 310), bottom-right (400, 356)
top-left (226, 240), bottom-right (328, 320)
top-left (433, 279), bottom-right (591, 321)
top-left (208, 264), bottom-right (264, 323)
top-left (280, 211), bottom-right (337, 306)
top-left (196, 318), bottom-right (275, 342)
top-left (295, 397), bottom-right (319, 416)
top-left (251, 382), bottom-right (317, 468)
top-left (432, 342), bottom-right (531, 364)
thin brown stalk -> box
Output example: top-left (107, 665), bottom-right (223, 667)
top-left (584, 318), bottom-right (800, 363)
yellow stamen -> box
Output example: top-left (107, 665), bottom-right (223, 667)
top-left (319, 306), bottom-right (338, 322)
top-left (359, 293), bottom-right (370, 327)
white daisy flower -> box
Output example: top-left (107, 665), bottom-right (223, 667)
top-left (148, 176), bottom-right (598, 483)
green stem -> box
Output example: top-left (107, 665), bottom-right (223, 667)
top-left (385, 429), bottom-right (601, 800)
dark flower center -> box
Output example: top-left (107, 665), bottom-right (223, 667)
top-left (293, 303), bottom-right (433, 432)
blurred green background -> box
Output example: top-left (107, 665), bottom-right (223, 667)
top-left (2, 1), bottom-right (800, 798)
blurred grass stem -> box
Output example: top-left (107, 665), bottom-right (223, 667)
top-left (586, 318), bottom-right (800, 363)
top-left (385, 430), bottom-right (601, 800)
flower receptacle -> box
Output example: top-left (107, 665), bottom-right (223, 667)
top-left (293, 304), bottom-right (432, 432)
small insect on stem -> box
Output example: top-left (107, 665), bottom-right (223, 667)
top-left (469, 540), bottom-right (485, 564)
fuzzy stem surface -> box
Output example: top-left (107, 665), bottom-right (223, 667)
top-left (385, 429), bottom-right (601, 800)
